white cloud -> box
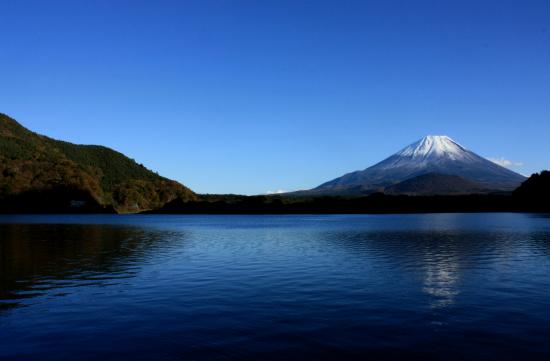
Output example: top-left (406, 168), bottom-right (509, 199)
top-left (266, 189), bottom-right (287, 195)
top-left (487, 157), bottom-right (524, 168)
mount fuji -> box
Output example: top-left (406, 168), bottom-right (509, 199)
top-left (304, 135), bottom-right (526, 196)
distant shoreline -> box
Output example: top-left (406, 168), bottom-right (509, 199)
top-left (2, 193), bottom-right (549, 215)
top-left (140, 193), bottom-right (549, 215)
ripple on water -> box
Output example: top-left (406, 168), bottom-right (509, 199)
top-left (1, 214), bottom-right (550, 360)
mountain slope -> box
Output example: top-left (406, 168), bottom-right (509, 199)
top-left (384, 173), bottom-right (487, 195)
top-left (310, 135), bottom-right (525, 195)
top-left (0, 113), bottom-right (196, 213)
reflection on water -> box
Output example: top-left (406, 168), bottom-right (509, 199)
top-left (1, 214), bottom-right (550, 361)
top-left (421, 243), bottom-right (461, 309)
top-left (320, 229), bottom-right (484, 310)
top-left (0, 223), bottom-right (186, 312)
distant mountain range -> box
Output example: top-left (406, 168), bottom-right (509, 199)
top-left (0, 113), bottom-right (196, 213)
top-left (295, 135), bottom-right (526, 196)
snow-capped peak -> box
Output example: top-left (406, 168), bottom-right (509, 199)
top-left (313, 134), bottom-right (527, 193)
top-left (396, 135), bottom-right (467, 159)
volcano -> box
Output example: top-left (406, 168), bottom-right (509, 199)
top-left (306, 135), bottom-right (526, 195)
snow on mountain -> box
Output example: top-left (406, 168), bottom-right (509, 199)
top-left (375, 135), bottom-right (479, 171)
top-left (308, 135), bottom-right (527, 195)
top-left (397, 135), bottom-right (467, 159)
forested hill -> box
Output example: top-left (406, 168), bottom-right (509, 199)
top-left (0, 113), bottom-right (196, 213)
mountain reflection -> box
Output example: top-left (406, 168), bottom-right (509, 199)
top-left (320, 228), bottom-right (505, 309)
top-left (0, 223), bottom-right (186, 312)
top-left (422, 252), bottom-right (461, 309)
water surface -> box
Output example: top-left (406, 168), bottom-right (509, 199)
top-left (1, 214), bottom-right (550, 360)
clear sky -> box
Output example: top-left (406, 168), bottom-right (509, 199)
top-left (1, 1), bottom-right (549, 195)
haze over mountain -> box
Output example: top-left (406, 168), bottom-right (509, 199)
top-left (302, 135), bottom-right (526, 196)
top-left (0, 113), bottom-right (196, 213)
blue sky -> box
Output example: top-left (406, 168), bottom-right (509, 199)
top-left (1, 1), bottom-right (549, 195)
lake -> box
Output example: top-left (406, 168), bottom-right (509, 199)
top-left (1, 214), bottom-right (550, 360)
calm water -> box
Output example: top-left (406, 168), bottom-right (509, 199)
top-left (1, 214), bottom-right (550, 360)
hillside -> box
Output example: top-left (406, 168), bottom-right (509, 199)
top-left (0, 113), bottom-right (196, 213)
top-left (514, 171), bottom-right (550, 198)
top-left (513, 171), bottom-right (550, 210)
